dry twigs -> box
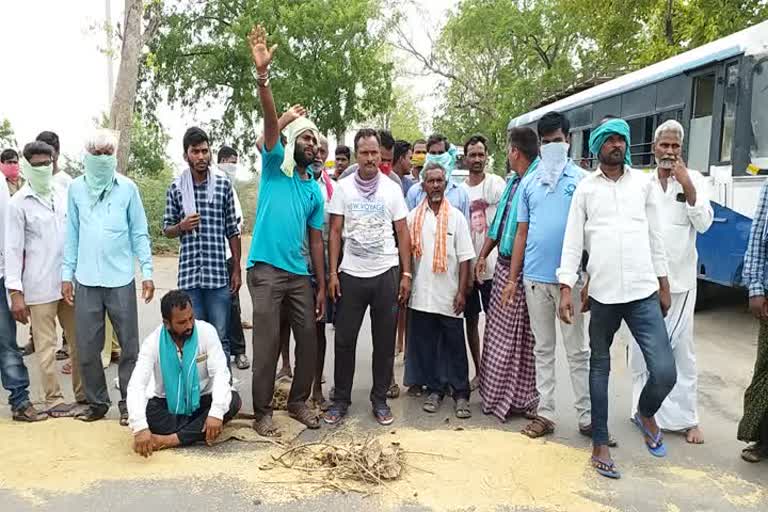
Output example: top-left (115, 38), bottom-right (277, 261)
top-left (264, 433), bottom-right (405, 494)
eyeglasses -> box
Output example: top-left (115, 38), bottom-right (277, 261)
top-left (29, 160), bottom-right (52, 167)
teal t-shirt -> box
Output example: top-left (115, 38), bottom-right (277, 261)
top-left (247, 141), bottom-right (324, 275)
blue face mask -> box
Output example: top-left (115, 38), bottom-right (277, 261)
top-left (422, 145), bottom-right (458, 180)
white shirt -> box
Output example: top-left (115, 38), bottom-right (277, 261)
top-left (651, 169), bottom-right (713, 293)
top-left (461, 173), bottom-right (506, 282)
top-left (328, 173), bottom-right (408, 278)
top-left (0, 177), bottom-right (9, 280)
top-left (408, 204), bottom-right (475, 318)
top-left (214, 169), bottom-right (243, 261)
top-left (53, 170), bottom-right (73, 188)
top-left (126, 320), bottom-right (232, 434)
top-left (4, 184), bottom-right (69, 304)
top-left (558, 166), bottom-right (669, 304)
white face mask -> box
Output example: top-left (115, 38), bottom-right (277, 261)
top-left (218, 162), bottom-right (238, 180)
top-left (540, 142), bottom-right (570, 170)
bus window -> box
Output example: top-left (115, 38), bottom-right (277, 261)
top-left (570, 130), bottom-right (584, 164)
top-left (720, 62), bottom-right (738, 162)
top-left (628, 115), bottom-right (655, 167)
top-left (752, 59), bottom-right (768, 170)
top-left (689, 73), bottom-right (715, 172)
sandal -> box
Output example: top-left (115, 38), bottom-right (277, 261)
top-left (422, 393), bottom-right (443, 413)
top-left (741, 443), bottom-right (767, 463)
top-left (521, 417), bottom-right (555, 438)
top-left (47, 403), bottom-right (77, 418)
top-left (591, 456), bottom-right (621, 479)
top-left (387, 383), bottom-right (401, 399)
top-left (579, 424), bottom-right (618, 448)
top-left (407, 385), bottom-right (424, 397)
top-left (74, 405), bottom-right (108, 422)
top-left (288, 405), bottom-right (320, 429)
top-left (632, 413), bottom-right (666, 457)
top-left (454, 398), bottom-right (472, 419)
top-left (323, 404), bottom-right (348, 425)
top-left (373, 404), bottom-right (394, 426)
top-left (253, 415), bottom-right (282, 437)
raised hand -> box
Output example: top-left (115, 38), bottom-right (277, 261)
top-left (248, 25), bottom-right (277, 72)
top-left (282, 104), bottom-right (307, 124)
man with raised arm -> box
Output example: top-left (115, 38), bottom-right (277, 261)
top-left (245, 25), bottom-right (326, 436)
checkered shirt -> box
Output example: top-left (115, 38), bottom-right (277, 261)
top-left (163, 172), bottom-right (239, 290)
top-left (744, 181), bottom-right (768, 297)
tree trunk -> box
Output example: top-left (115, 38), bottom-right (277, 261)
top-left (109, 0), bottom-right (144, 176)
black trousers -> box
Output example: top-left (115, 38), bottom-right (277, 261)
top-left (227, 259), bottom-right (247, 357)
top-left (146, 391), bottom-right (242, 445)
top-left (332, 267), bottom-right (398, 408)
top-left (407, 309), bottom-right (470, 400)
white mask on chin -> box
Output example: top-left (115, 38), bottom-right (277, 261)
top-left (218, 163), bottom-right (238, 180)
top-left (538, 142), bottom-right (570, 191)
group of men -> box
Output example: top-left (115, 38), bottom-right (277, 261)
top-left (1, 23), bottom-right (766, 478)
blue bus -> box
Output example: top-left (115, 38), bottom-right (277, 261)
top-left (508, 21), bottom-right (768, 289)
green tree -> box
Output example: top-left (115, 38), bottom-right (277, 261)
top-left (0, 118), bottom-right (18, 150)
top-left (376, 86), bottom-right (424, 142)
top-left (141, 0), bottom-right (393, 159)
top-left (404, 0), bottom-right (767, 171)
top-left (128, 114), bottom-right (171, 177)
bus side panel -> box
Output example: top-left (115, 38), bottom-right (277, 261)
top-left (696, 202), bottom-right (752, 287)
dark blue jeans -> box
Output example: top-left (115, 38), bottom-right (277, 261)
top-left (0, 278), bottom-right (31, 411)
top-left (186, 287), bottom-right (232, 360)
top-left (589, 292), bottom-right (677, 446)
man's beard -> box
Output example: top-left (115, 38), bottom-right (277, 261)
top-left (599, 148), bottom-right (625, 166)
top-left (294, 144), bottom-right (315, 168)
top-left (172, 328), bottom-right (194, 341)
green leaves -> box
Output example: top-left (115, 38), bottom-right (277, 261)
top-left (141, 0), bottom-right (393, 157)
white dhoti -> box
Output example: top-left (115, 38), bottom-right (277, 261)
top-left (630, 289), bottom-right (698, 431)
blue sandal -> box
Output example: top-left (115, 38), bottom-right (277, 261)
top-left (632, 413), bottom-right (667, 457)
top-left (591, 456), bottom-right (621, 479)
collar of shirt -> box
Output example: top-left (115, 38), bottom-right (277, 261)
top-left (595, 164), bottom-right (633, 181)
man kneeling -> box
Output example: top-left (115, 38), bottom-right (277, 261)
top-left (127, 290), bottom-right (241, 456)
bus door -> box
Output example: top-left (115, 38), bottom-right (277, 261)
top-left (687, 68), bottom-right (716, 173)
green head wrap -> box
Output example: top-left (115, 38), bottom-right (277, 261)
top-left (588, 118), bottom-right (632, 166)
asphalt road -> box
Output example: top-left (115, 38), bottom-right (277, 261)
top-left (1, 257), bottom-right (766, 511)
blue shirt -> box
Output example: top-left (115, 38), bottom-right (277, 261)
top-left (517, 162), bottom-right (585, 284)
top-left (247, 141), bottom-right (324, 275)
top-left (163, 172), bottom-right (239, 290)
top-left (744, 180), bottom-right (768, 297)
top-left (406, 180), bottom-right (470, 218)
top-left (62, 174), bottom-right (153, 287)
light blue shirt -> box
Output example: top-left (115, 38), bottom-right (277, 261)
top-left (62, 174), bottom-right (153, 287)
top-left (517, 162), bottom-right (585, 284)
top-left (406, 181), bottom-right (470, 218)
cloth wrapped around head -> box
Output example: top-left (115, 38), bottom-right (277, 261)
top-left (281, 117), bottom-right (320, 177)
top-left (421, 144), bottom-right (458, 181)
top-left (588, 118), bottom-right (632, 166)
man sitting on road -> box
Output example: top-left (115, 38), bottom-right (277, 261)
top-left (127, 290), bottom-right (241, 456)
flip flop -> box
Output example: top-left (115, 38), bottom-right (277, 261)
top-left (591, 456), bottom-right (621, 479)
top-left (632, 413), bottom-right (667, 457)
top-left (47, 403), bottom-right (77, 418)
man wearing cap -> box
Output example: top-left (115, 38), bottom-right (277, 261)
top-left (558, 117), bottom-right (676, 479)
top-left (246, 25), bottom-right (326, 436)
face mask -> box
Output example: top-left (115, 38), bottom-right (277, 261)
top-left (425, 152), bottom-right (455, 174)
top-left (20, 158), bottom-right (53, 200)
top-left (218, 162), bottom-right (237, 180)
top-left (1, 162), bottom-right (20, 180)
top-left (379, 162), bottom-right (392, 175)
top-left (83, 153), bottom-right (117, 201)
top-left (411, 153), bottom-right (426, 167)
top-left (540, 142), bottom-right (570, 170)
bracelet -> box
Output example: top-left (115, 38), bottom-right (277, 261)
top-left (402, 272), bottom-right (413, 279)
top-left (256, 77), bottom-right (270, 88)
top-left (8, 290), bottom-right (22, 297)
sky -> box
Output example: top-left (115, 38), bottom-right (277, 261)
top-left (0, 0), bottom-right (457, 171)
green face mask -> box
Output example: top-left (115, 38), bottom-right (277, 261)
top-left (83, 153), bottom-right (117, 202)
top-left (20, 158), bottom-right (53, 201)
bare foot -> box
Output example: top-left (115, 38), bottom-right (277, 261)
top-left (151, 433), bottom-right (180, 451)
top-left (686, 426), bottom-right (704, 444)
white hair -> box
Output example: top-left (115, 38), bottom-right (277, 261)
top-left (654, 120), bottom-right (684, 143)
top-left (85, 129), bottom-right (119, 154)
